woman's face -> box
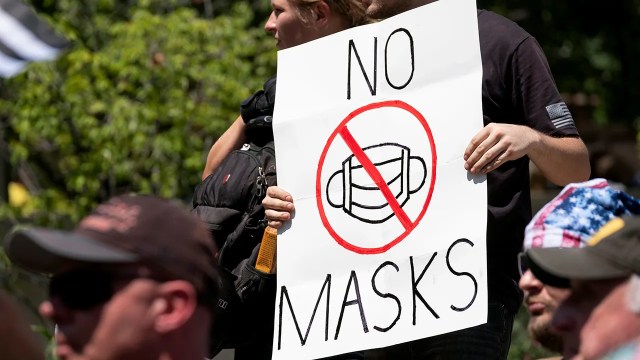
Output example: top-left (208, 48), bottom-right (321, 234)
top-left (265, 0), bottom-right (322, 50)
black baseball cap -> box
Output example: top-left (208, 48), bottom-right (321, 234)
top-left (4, 195), bottom-right (220, 300)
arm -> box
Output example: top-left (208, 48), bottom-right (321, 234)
top-left (464, 123), bottom-right (590, 186)
top-left (527, 133), bottom-right (589, 186)
top-left (202, 116), bottom-right (247, 180)
top-left (464, 32), bottom-right (590, 187)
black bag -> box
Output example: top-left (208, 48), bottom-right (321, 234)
top-left (192, 136), bottom-right (276, 270)
top-left (193, 76), bottom-right (278, 356)
top-left (194, 76), bottom-right (277, 266)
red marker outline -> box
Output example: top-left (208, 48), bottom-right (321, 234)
top-left (316, 100), bottom-right (437, 254)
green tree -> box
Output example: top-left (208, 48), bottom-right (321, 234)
top-left (1, 3), bottom-right (276, 356)
top-left (1, 2), bottom-right (276, 227)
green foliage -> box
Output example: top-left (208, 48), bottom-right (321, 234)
top-left (1, 3), bottom-right (276, 356)
top-left (0, 2), bottom-right (276, 227)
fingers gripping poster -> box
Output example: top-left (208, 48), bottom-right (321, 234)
top-left (271, 0), bottom-right (487, 358)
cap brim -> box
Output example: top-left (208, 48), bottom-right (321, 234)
top-left (526, 247), bottom-right (631, 287)
top-left (4, 227), bottom-right (139, 274)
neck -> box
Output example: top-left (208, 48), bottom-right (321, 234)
top-left (159, 324), bottom-right (210, 360)
top-left (158, 341), bottom-right (208, 360)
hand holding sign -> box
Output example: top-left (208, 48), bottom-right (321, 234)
top-left (464, 122), bottom-right (541, 175)
top-left (263, 186), bottom-right (295, 229)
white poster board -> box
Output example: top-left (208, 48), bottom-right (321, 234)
top-left (272, 0), bottom-right (487, 358)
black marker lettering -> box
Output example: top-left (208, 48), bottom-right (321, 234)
top-left (446, 238), bottom-right (478, 312)
top-left (335, 270), bottom-right (369, 340)
top-left (385, 28), bottom-right (415, 90)
top-left (278, 274), bottom-right (331, 349)
top-left (371, 261), bottom-right (402, 332)
top-left (347, 38), bottom-right (377, 100)
top-left (410, 254), bottom-right (439, 324)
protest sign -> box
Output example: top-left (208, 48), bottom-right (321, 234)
top-left (272, 0), bottom-right (486, 358)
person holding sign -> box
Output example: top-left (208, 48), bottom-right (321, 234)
top-left (198, 1), bottom-right (370, 360)
top-left (262, 0), bottom-right (590, 358)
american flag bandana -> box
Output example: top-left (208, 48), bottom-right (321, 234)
top-left (524, 178), bottom-right (640, 250)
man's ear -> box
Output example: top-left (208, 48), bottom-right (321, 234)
top-left (313, 0), bottom-right (331, 26)
top-left (153, 281), bottom-right (198, 334)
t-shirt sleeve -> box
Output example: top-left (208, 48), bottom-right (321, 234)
top-left (511, 37), bottom-right (580, 138)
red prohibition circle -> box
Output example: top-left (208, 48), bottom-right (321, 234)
top-left (316, 100), bottom-right (437, 255)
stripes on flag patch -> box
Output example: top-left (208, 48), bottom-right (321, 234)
top-left (0, 0), bottom-right (69, 78)
top-left (546, 102), bottom-right (575, 129)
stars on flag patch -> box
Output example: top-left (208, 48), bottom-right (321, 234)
top-left (546, 102), bottom-right (575, 129)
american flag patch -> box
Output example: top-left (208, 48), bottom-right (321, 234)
top-left (546, 102), bottom-right (575, 129)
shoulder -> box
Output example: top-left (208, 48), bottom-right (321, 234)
top-left (477, 10), bottom-right (530, 39)
top-left (477, 10), bottom-right (532, 53)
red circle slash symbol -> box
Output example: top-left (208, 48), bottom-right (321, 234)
top-left (316, 100), bottom-right (437, 255)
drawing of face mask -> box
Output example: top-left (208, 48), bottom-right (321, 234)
top-left (325, 143), bottom-right (427, 224)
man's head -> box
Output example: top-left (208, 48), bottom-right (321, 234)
top-left (519, 178), bottom-right (640, 354)
top-left (363, 0), bottom-right (436, 20)
top-left (4, 195), bottom-right (220, 360)
top-left (264, 0), bottom-right (368, 50)
top-left (526, 216), bottom-right (640, 360)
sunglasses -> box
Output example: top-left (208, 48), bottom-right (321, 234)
top-left (517, 252), bottom-right (529, 277)
top-left (49, 269), bottom-right (150, 310)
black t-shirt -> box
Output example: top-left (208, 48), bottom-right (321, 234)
top-left (478, 10), bottom-right (580, 308)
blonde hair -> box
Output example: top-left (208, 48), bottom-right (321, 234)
top-left (292, 0), bottom-right (370, 28)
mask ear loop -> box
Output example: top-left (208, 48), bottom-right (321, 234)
top-left (626, 274), bottom-right (640, 314)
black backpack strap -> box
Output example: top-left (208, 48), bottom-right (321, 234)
top-left (240, 75), bottom-right (277, 122)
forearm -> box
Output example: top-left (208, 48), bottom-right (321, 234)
top-left (202, 116), bottom-right (247, 180)
top-left (528, 132), bottom-right (590, 186)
